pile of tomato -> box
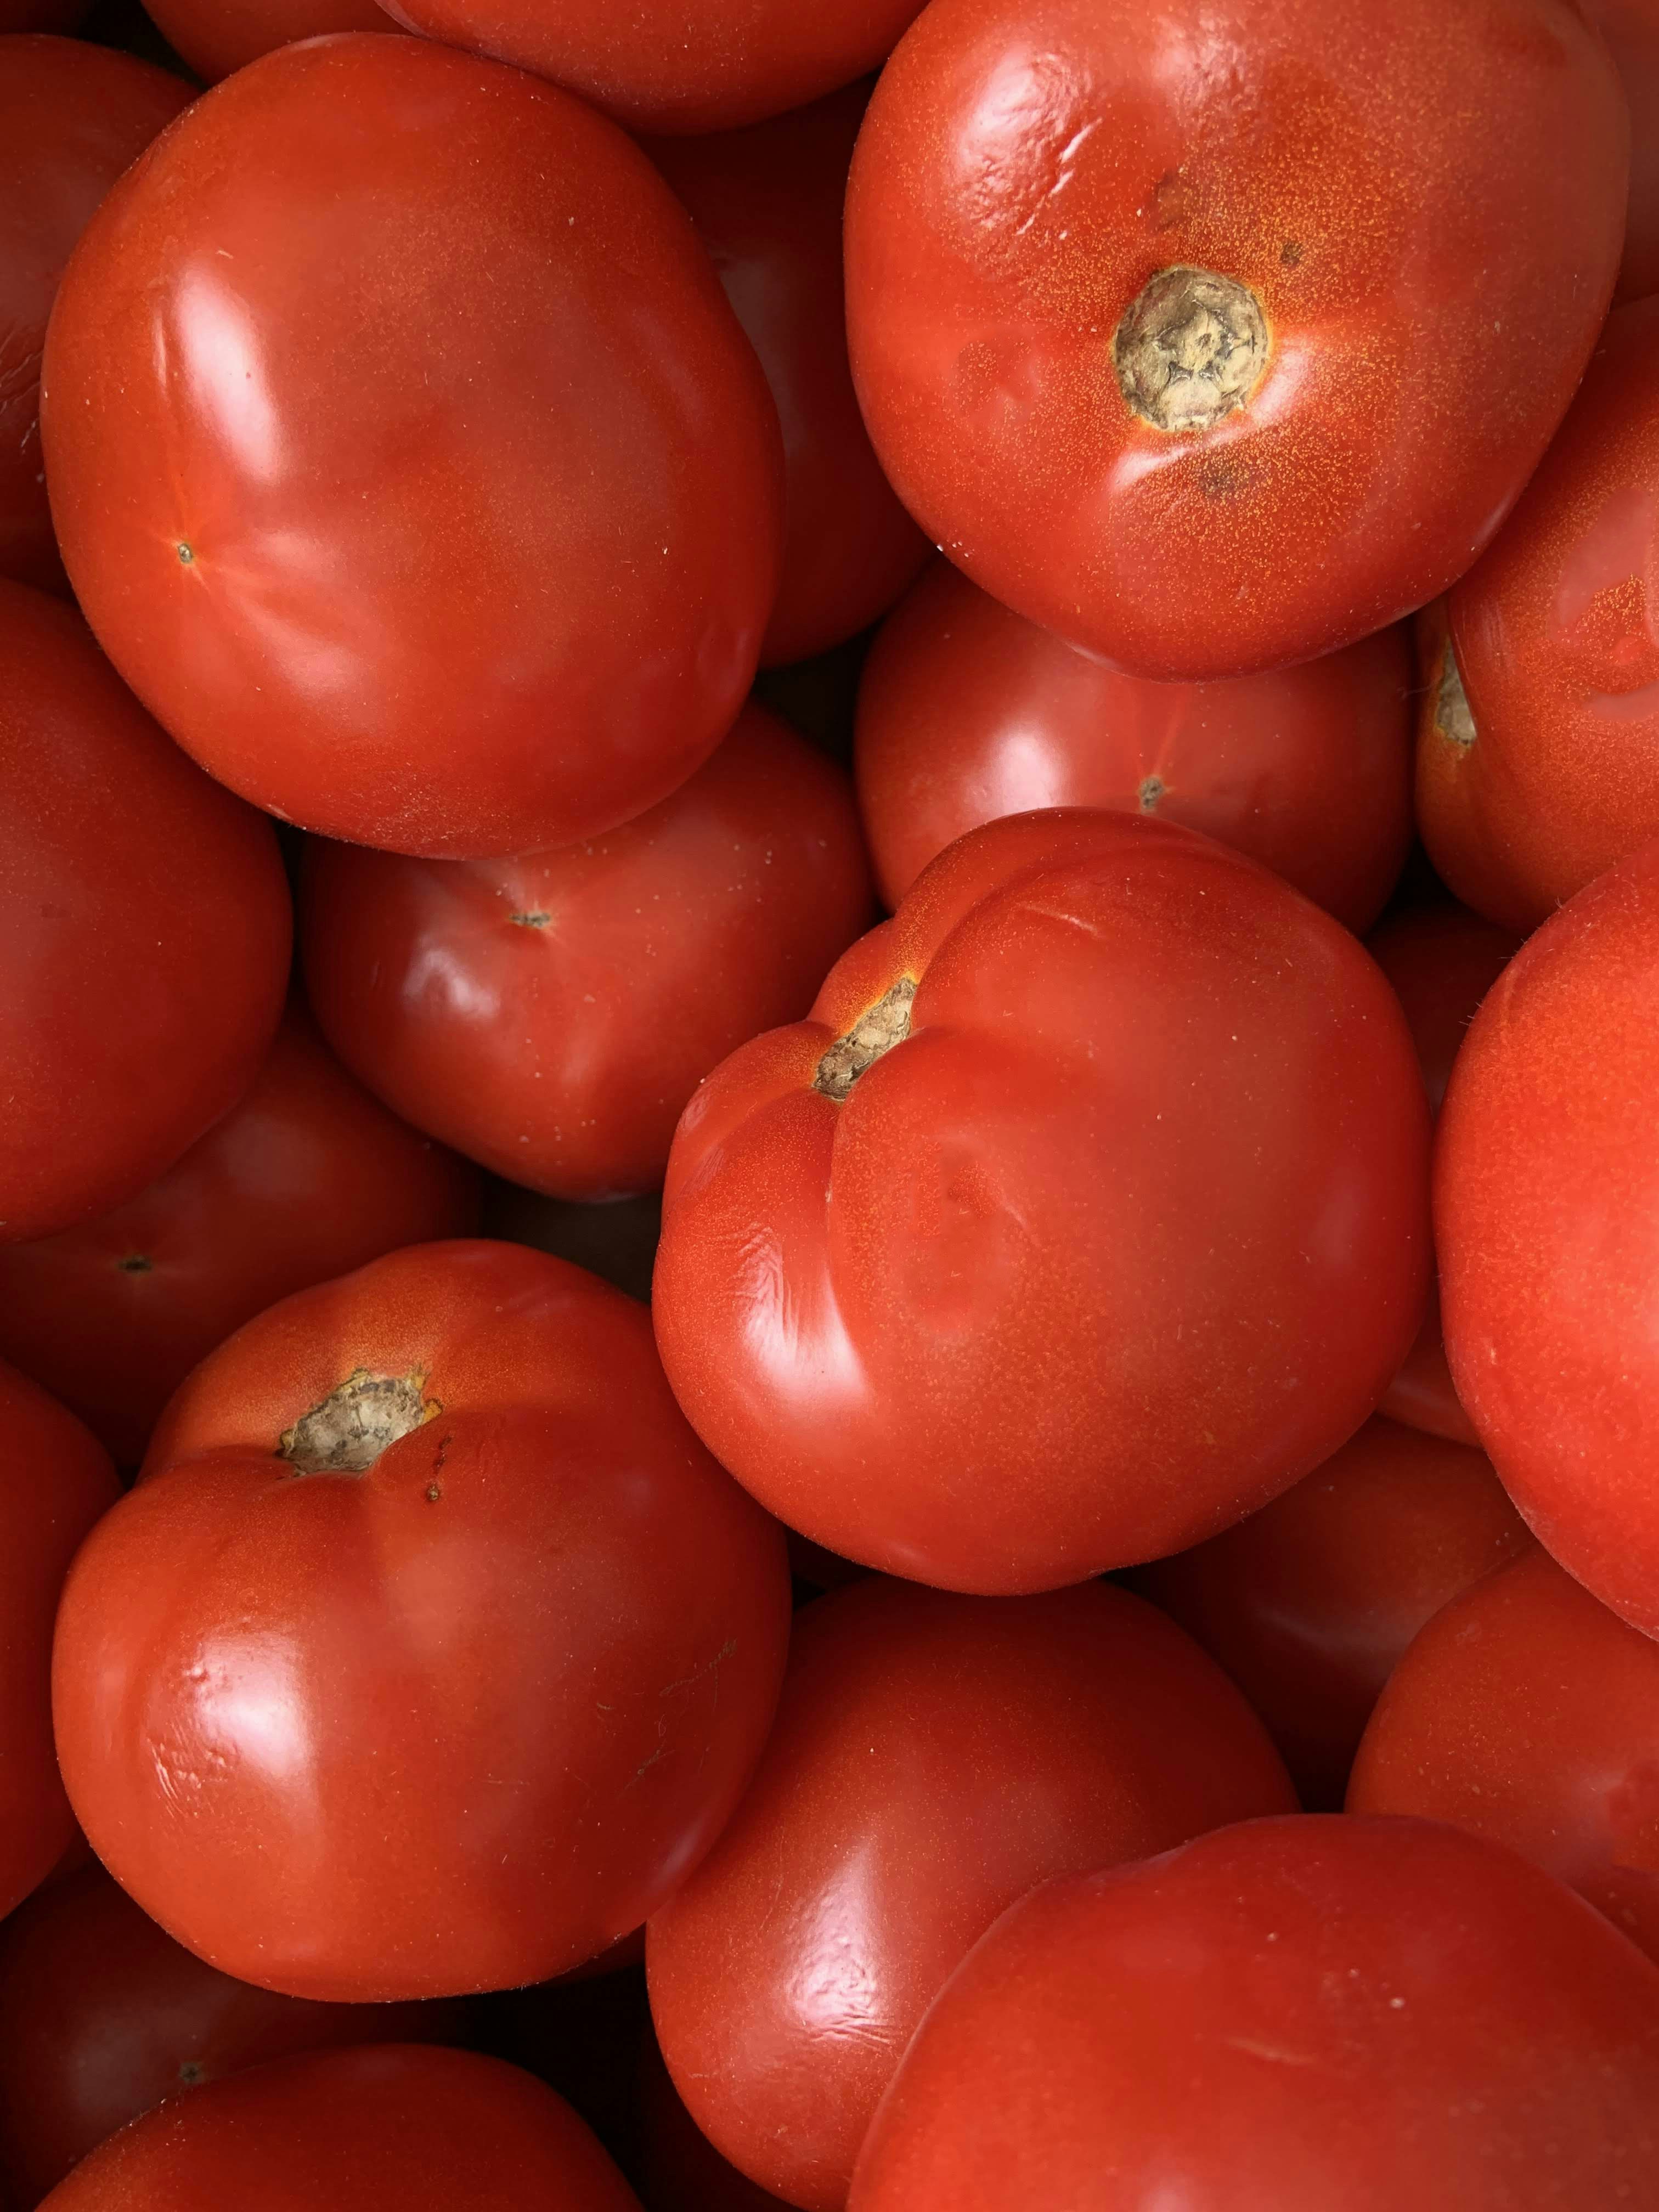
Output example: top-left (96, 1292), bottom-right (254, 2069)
top-left (7, 0), bottom-right (1659, 2205)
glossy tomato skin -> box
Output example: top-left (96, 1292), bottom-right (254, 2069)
top-left (300, 706), bottom-right (873, 1203)
top-left (647, 1578), bottom-right (1295, 2211)
top-left (139, 0), bottom-right (388, 80)
top-left (0, 582), bottom-right (290, 1245)
top-left (0, 37), bottom-right (189, 595)
top-left (0, 1869), bottom-right (469, 2205)
top-left (849, 1817), bottom-right (1659, 2212)
top-left (1132, 1417), bottom-right (1531, 1809)
top-left (36, 2045), bottom-right (641, 2212)
top-left (52, 1241), bottom-right (791, 2001)
top-left (844, 0), bottom-right (1626, 680)
top-left (40, 35), bottom-right (783, 861)
top-left (0, 1363), bottom-right (119, 1923)
top-left (1586, 0), bottom-right (1659, 302)
top-left (1437, 844), bottom-right (1659, 1637)
top-left (654, 808), bottom-right (1430, 1594)
top-left (1350, 1549), bottom-right (1659, 1965)
top-left (1419, 301), bottom-right (1659, 934)
top-left (0, 1005), bottom-right (482, 1468)
top-left (647, 91), bottom-right (929, 668)
top-left (855, 559), bottom-right (1413, 924)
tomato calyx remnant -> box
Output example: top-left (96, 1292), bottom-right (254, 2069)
top-left (813, 976), bottom-right (917, 1103)
top-left (1113, 266), bottom-right (1270, 433)
top-left (1434, 642), bottom-right (1477, 751)
top-left (277, 1367), bottom-right (442, 1474)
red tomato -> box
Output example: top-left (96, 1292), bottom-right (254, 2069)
top-left (1132, 1416), bottom-right (1532, 1810)
top-left (1350, 1549), bottom-right (1659, 1966)
top-left (0, 1362), bottom-right (119, 1923)
top-left (0, 37), bottom-right (189, 595)
top-left (636, 2032), bottom-right (790, 2212)
top-left (51, 1241), bottom-right (791, 2000)
top-left (0, 1005), bottom-right (481, 1468)
top-left (647, 90), bottom-right (929, 668)
top-left (1437, 843), bottom-right (1659, 1637)
top-left (300, 706), bottom-right (873, 1203)
top-left (0, 1869), bottom-right (467, 2205)
top-left (849, 1817), bottom-right (1659, 2212)
top-left (854, 559), bottom-right (1413, 926)
top-left (1418, 301), bottom-right (1659, 934)
top-left (653, 808), bottom-right (1430, 1593)
top-left (1585, 0), bottom-right (1659, 302)
top-left (40, 35), bottom-right (782, 861)
top-left (0, 581), bottom-right (290, 1245)
top-left (843, 0), bottom-right (1627, 680)
top-left (139, 0), bottom-right (390, 80)
top-left (647, 1578), bottom-right (1295, 2210)
top-left (36, 2045), bottom-right (640, 2212)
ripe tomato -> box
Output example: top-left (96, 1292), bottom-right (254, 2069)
top-left (647, 1578), bottom-right (1294, 2211)
top-left (40, 35), bottom-right (783, 861)
top-left (636, 2032), bottom-right (790, 2212)
top-left (300, 705), bottom-right (873, 1203)
top-left (1418, 300), bottom-right (1659, 934)
top-left (139, 0), bottom-right (390, 80)
top-left (51, 1241), bottom-right (791, 2000)
top-left (844, 0), bottom-right (1627, 679)
top-left (0, 1005), bottom-right (482, 1468)
top-left (1585, 0), bottom-right (1659, 302)
top-left (0, 1869), bottom-right (467, 2205)
top-left (855, 558), bottom-right (1413, 926)
top-left (0, 37), bottom-right (189, 595)
top-left (647, 89), bottom-right (929, 668)
top-left (1437, 843), bottom-right (1659, 1637)
top-left (849, 1818), bottom-right (1659, 2212)
top-left (1132, 1416), bottom-right (1531, 1809)
top-left (0, 1362), bottom-right (119, 1923)
top-left (37, 2045), bottom-right (641, 2211)
top-left (653, 808), bottom-right (1430, 1593)
top-left (1350, 1549), bottom-right (1659, 1966)
top-left (0, 581), bottom-right (290, 1245)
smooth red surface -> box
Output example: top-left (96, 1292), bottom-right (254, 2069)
top-left (855, 559), bottom-right (1413, 924)
top-left (647, 91), bottom-right (928, 668)
top-left (1132, 1416), bottom-right (1531, 1809)
top-left (849, 1818), bottom-right (1659, 2212)
top-left (0, 1362), bottom-right (119, 1925)
top-left (52, 1241), bottom-right (791, 2000)
top-left (40, 35), bottom-right (783, 860)
top-left (0, 1005), bottom-right (482, 1467)
top-left (140, 0), bottom-right (389, 80)
top-left (0, 1869), bottom-right (466, 2205)
top-left (1419, 300), bottom-right (1659, 933)
top-left (301, 706), bottom-right (873, 1203)
top-left (1437, 844), bottom-right (1659, 1637)
top-left (648, 1578), bottom-right (1295, 2211)
top-left (36, 2045), bottom-right (641, 2211)
top-left (0, 37), bottom-right (189, 595)
top-left (1586, 0), bottom-right (1659, 301)
top-left (653, 808), bottom-right (1430, 1594)
top-left (844, 0), bottom-right (1626, 679)
top-left (636, 2033), bottom-right (789, 2212)
top-left (1350, 1549), bottom-right (1659, 1965)
top-left (0, 580), bottom-right (291, 1245)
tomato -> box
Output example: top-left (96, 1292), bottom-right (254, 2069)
top-left (1437, 843), bottom-right (1659, 1638)
top-left (0, 1362), bottom-right (119, 1923)
top-left (843, 0), bottom-right (1627, 680)
top-left (653, 808), bottom-right (1430, 1594)
top-left (0, 37), bottom-right (189, 595)
top-left (51, 1240), bottom-right (791, 2001)
top-left (376, 0), bottom-right (927, 132)
top-left (1349, 1549), bottom-right (1659, 1966)
top-left (1585, 0), bottom-right (1659, 302)
top-left (473, 1965), bottom-right (649, 2177)
top-left (0, 1869), bottom-right (468, 2205)
top-left (1132, 1416), bottom-right (1531, 1809)
top-left (37, 2045), bottom-right (640, 2211)
top-left (849, 1816), bottom-right (1659, 2212)
top-left (636, 2032), bottom-right (788, 2212)
top-left (0, 581), bottom-right (290, 1245)
top-left (40, 34), bottom-right (783, 861)
top-left (0, 1005), bottom-right (481, 1468)
top-left (647, 89), bottom-right (929, 668)
top-left (138, 0), bottom-right (390, 81)
top-left (855, 559), bottom-right (1413, 926)
top-left (647, 1577), bottom-right (1294, 2211)
top-left (300, 704), bottom-right (873, 1204)
top-left (1418, 301), bottom-right (1659, 934)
